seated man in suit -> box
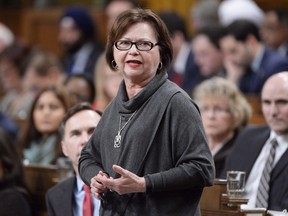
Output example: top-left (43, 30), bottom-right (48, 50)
top-left (222, 71), bottom-right (288, 211)
top-left (220, 19), bottom-right (288, 95)
top-left (192, 25), bottom-right (226, 82)
top-left (158, 11), bottom-right (200, 94)
top-left (261, 9), bottom-right (288, 58)
top-left (46, 102), bottom-right (101, 216)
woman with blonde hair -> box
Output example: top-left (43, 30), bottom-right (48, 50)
top-left (193, 77), bottom-right (252, 177)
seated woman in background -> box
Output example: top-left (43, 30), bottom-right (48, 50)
top-left (0, 129), bottom-right (32, 216)
top-left (19, 86), bottom-right (72, 165)
top-left (193, 77), bottom-right (252, 178)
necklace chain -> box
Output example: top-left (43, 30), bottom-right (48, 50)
top-left (114, 110), bottom-right (137, 148)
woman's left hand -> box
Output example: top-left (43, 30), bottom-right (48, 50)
top-left (99, 164), bottom-right (146, 195)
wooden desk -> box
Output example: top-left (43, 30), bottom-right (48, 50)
top-left (200, 179), bottom-right (267, 216)
top-left (23, 164), bottom-right (58, 216)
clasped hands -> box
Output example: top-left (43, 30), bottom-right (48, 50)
top-left (90, 164), bottom-right (146, 200)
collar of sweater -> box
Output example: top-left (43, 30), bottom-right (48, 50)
top-left (116, 72), bottom-right (168, 113)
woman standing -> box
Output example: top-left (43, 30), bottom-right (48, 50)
top-left (79, 8), bottom-right (215, 215)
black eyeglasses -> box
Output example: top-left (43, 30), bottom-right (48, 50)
top-left (114, 40), bottom-right (159, 51)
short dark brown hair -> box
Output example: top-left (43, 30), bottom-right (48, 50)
top-left (105, 8), bottom-right (173, 73)
top-left (59, 102), bottom-right (102, 138)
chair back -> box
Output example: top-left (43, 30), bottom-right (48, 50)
top-left (23, 164), bottom-right (57, 216)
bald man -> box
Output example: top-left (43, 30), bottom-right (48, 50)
top-left (222, 72), bottom-right (288, 211)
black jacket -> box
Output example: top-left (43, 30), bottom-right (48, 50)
top-left (222, 125), bottom-right (288, 211)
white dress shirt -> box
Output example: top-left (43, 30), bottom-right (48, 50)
top-left (243, 131), bottom-right (288, 208)
top-left (74, 176), bottom-right (100, 216)
top-left (173, 42), bottom-right (191, 76)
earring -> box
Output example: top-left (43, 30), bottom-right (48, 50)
top-left (158, 62), bottom-right (163, 70)
top-left (112, 60), bottom-right (118, 70)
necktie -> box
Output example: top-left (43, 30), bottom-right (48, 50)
top-left (255, 138), bottom-right (278, 208)
top-left (83, 185), bottom-right (93, 216)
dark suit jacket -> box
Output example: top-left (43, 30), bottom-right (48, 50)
top-left (0, 111), bottom-right (19, 140)
top-left (0, 187), bottom-right (32, 216)
top-left (240, 47), bottom-right (288, 94)
top-left (222, 125), bottom-right (288, 211)
top-left (83, 44), bottom-right (102, 79)
top-left (46, 176), bottom-right (75, 216)
top-left (65, 43), bottom-right (102, 79)
top-left (214, 132), bottom-right (238, 178)
top-left (168, 50), bottom-right (202, 94)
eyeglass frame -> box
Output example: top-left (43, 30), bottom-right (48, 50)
top-left (200, 105), bottom-right (231, 115)
top-left (114, 40), bottom-right (159, 51)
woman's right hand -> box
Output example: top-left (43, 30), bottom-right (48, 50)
top-left (90, 171), bottom-right (109, 200)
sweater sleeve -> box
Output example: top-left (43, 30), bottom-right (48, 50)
top-left (78, 129), bottom-right (103, 185)
top-left (145, 93), bottom-right (215, 193)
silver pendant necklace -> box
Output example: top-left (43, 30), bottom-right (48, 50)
top-left (114, 110), bottom-right (137, 148)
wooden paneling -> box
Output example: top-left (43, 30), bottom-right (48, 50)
top-left (1, 0), bottom-right (288, 68)
top-left (245, 95), bottom-right (266, 125)
top-left (20, 8), bottom-right (105, 55)
top-left (255, 0), bottom-right (288, 11)
top-left (200, 179), bottom-right (267, 216)
top-left (142, 0), bottom-right (198, 36)
top-left (21, 8), bottom-right (63, 56)
top-left (23, 164), bottom-right (58, 216)
top-left (0, 9), bottom-right (22, 36)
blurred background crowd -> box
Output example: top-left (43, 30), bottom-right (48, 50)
top-left (1, 0), bottom-right (288, 215)
top-left (1, 0), bottom-right (287, 140)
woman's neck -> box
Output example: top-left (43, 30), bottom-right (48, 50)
top-left (124, 76), bottom-right (152, 99)
top-left (125, 85), bottom-right (143, 99)
top-left (42, 133), bottom-right (54, 141)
